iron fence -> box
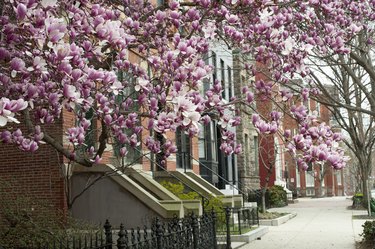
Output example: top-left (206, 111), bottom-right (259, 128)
top-left (38, 212), bottom-right (217, 249)
top-left (216, 207), bottom-right (259, 236)
top-left (116, 212), bottom-right (217, 249)
top-left (21, 208), bottom-right (259, 249)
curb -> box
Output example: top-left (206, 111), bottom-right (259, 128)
top-left (231, 226), bottom-right (269, 243)
top-left (259, 213), bottom-right (297, 226)
top-left (217, 226), bottom-right (269, 246)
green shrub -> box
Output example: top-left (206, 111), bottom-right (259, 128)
top-left (0, 179), bottom-right (100, 248)
top-left (160, 181), bottom-right (200, 200)
top-left (353, 193), bottom-right (365, 208)
top-left (361, 220), bottom-right (375, 242)
top-left (160, 181), bottom-right (225, 224)
top-left (268, 185), bottom-right (287, 207)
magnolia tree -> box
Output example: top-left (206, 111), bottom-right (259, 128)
top-left (0, 0), bottom-right (371, 173)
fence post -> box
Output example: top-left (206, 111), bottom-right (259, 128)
top-left (117, 224), bottom-right (127, 249)
top-left (211, 209), bottom-right (218, 249)
top-left (225, 207), bottom-right (232, 249)
top-left (104, 220), bottom-right (112, 249)
top-left (256, 207), bottom-right (259, 226)
top-left (155, 218), bottom-right (163, 249)
top-left (191, 213), bottom-right (199, 249)
top-left (238, 210), bottom-right (242, 235)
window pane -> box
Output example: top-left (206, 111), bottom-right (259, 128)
top-left (176, 128), bottom-right (192, 169)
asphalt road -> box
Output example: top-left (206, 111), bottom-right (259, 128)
top-left (241, 196), bottom-right (368, 249)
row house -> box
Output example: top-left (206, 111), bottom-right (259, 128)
top-left (0, 46), bottom-right (244, 230)
top-left (283, 91), bottom-right (345, 197)
top-left (233, 51), bottom-right (260, 193)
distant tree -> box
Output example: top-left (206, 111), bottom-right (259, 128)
top-left (292, 31), bottom-right (375, 209)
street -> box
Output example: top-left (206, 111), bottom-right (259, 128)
top-left (242, 197), bottom-right (368, 249)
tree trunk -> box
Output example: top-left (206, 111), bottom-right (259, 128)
top-left (261, 187), bottom-right (267, 213)
top-left (260, 163), bottom-right (274, 213)
top-left (315, 179), bottom-right (321, 198)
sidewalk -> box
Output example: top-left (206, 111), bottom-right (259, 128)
top-left (240, 197), bottom-right (368, 249)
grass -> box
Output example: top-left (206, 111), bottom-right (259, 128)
top-left (258, 211), bottom-right (288, 220)
top-left (216, 224), bottom-right (258, 235)
top-left (352, 215), bottom-right (375, 220)
top-left (355, 240), bottom-right (374, 249)
top-left (229, 226), bottom-right (256, 235)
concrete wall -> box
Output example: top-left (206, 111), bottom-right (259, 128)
top-left (71, 172), bottom-right (159, 229)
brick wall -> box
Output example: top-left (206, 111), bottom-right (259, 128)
top-left (0, 116), bottom-right (67, 226)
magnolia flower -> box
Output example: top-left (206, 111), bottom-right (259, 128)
top-left (0, 98), bottom-right (28, 126)
top-left (297, 158), bottom-right (308, 171)
top-left (10, 57), bottom-right (26, 77)
top-left (280, 89), bottom-right (293, 101)
top-left (135, 78), bottom-right (149, 92)
top-left (41, 0), bottom-right (58, 7)
top-left (109, 81), bottom-right (123, 95)
top-left (16, 3), bottom-right (27, 20)
top-left (284, 130), bottom-right (291, 138)
top-left (182, 112), bottom-right (201, 127)
top-left (173, 96), bottom-right (201, 128)
top-left (45, 17), bottom-right (67, 44)
top-left (282, 36), bottom-right (295, 55)
top-left (63, 85), bottom-right (82, 104)
top-left (67, 127), bottom-right (85, 145)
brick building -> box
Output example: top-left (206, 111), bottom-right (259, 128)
top-left (283, 95), bottom-right (345, 197)
top-left (0, 46), bottom-right (243, 229)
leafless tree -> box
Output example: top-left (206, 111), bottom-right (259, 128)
top-left (290, 31), bottom-right (375, 211)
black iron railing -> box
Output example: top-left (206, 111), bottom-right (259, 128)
top-left (116, 212), bottom-right (217, 249)
top-left (216, 207), bottom-right (259, 236)
top-left (29, 208), bottom-right (258, 249)
top-left (39, 212), bottom-right (217, 249)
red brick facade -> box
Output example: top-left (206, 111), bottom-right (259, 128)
top-left (283, 97), bottom-right (345, 197)
top-left (0, 117), bottom-right (67, 223)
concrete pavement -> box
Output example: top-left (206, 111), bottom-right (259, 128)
top-left (241, 197), bottom-right (368, 249)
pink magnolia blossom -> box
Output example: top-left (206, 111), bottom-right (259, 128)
top-left (0, 0), bottom-right (364, 168)
top-left (0, 98), bottom-right (28, 126)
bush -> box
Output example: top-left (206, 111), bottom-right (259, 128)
top-left (160, 181), bottom-right (200, 200)
top-left (0, 179), bottom-right (100, 248)
top-left (160, 181), bottom-right (225, 225)
top-left (353, 193), bottom-right (365, 209)
top-left (361, 220), bottom-right (375, 242)
top-left (268, 185), bottom-right (287, 208)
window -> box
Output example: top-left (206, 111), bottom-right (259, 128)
top-left (74, 106), bottom-right (96, 156)
top-left (220, 59), bottom-right (225, 99)
top-left (315, 102), bottom-right (321, 116)
top-left (306, 172), bottom-right (314, 187)
top-left (244, 134), bottom-right (249, 170)
top-left (296, 167), bottom-right (300, 188)
top-left (336, 172), bottom-right (342, 185)
top-left (212, 51), bottom-right (217, 85)
top-left (253, 136), bottom-right (259, 175)
top-left (305, 98), bottom-right (310, 112)
top-left (83, 108), bottom-right (95, 148)
top-left (112, 71), bottom-right (141, 164)
top-left (202, 53), bottom-right (210, 94)
top-left (228, 66), bottom-right (232, 99)
top-left (176, 128), bottom-right (192, 169)
top-left (198, 124), bottom-right (206, 159)
top-left (210, 122), bottom-right (218, 161)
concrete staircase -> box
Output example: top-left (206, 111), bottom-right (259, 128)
top-left (71, 164), bottom-right (200, 228)
top-left (154, 170), bottom-right (243, 208)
